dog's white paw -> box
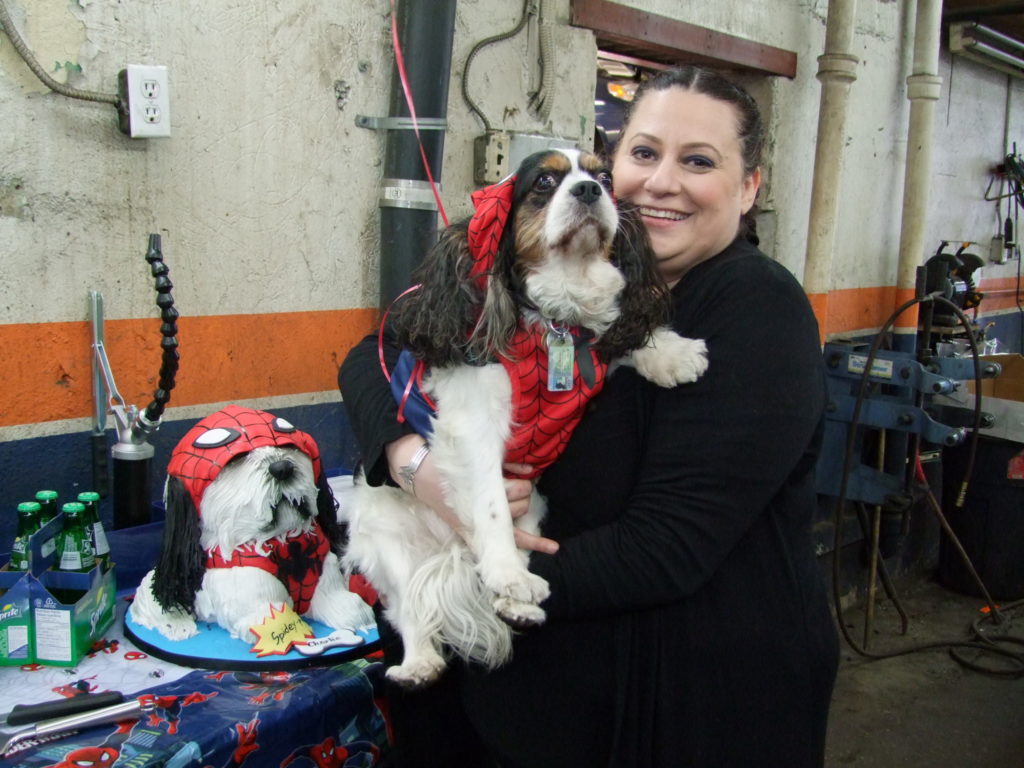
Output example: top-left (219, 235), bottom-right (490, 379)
top-left (482, 564), bottom-right (550, 607)
top-left (387, 651), bottom-right (448, 689)
top-left (494, 596), bottom-right (546, 628)
top-left (633, 332), bottom-right (708, 387)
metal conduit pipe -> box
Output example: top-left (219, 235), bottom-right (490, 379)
top-left (378, 0), bottom-right (457, 309)
top-left (802, 0), bottom-right (860, 342)
top-left (892, 0), bottom-right (944, 352)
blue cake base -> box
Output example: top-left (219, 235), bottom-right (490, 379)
top-left (123, 604), bottom-right (379, 671)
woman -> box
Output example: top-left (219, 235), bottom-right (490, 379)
top-left (339, 66), bottom-right (838, 767)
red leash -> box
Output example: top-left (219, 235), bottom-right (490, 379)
top-left (389, 0), bottom-right (448, 227)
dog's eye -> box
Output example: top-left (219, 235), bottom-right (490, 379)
top-left (533, 173), bottom-right (557, 193)
top-left (596, 171), bottom-right (613, 190)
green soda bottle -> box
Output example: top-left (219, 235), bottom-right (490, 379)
top-left (77, 492), bottom-right (110, 571)
top-left (35, 490), bottom-right (59, 527)
top-left (10, 501), bottom-right (41, 570)
top-left (55, 502), bottom-right (95, 573)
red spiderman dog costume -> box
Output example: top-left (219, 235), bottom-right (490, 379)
top-left (129, 405), bottom-right (374, 645)
top-left (345, 148), bottom-right (708, 688)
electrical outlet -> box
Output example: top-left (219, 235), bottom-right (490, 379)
top-left (117, 65), bottom-right (171, 139)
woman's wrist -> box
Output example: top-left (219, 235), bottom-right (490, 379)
top-left (386, 434), bottom-right (431, 495)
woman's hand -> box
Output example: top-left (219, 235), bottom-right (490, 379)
top-left (503, 462), bottom-right (559, 555)
top-left (385, 438), bottom-right (559, 555)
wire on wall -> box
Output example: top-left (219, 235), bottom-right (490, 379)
top-left (461, 0), bottom-right (536, 132)
top-left (526, 0), bottom-right (553, 122)
top-left (0, 0), bottom-right (120, 106)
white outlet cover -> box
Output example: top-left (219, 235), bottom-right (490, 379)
top-left (126, 64), bottom-right (171, 138)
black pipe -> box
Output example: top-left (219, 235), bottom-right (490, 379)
top-left (112, 457), bottom-right (152, 529)
top-left (378, 0), bottom-right (457, 309)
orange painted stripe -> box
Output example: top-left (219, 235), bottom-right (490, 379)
top-left (809, 280), bottom-right (1024, 339)
top-left (808, 286), bottom-right (899, 338)
top-left (0, 308), bottom-right (379, 428)
top-left (978, 276), bottom-right (1024, 312)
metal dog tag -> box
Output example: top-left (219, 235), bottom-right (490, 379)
top-left (546, 328), bottom-right (575, 391)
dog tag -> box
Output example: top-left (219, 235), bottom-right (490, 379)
top-left (546, 328), bottom-right (575, 391)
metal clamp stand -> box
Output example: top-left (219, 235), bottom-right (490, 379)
top-left (90, 234), bottom-right (179, 529)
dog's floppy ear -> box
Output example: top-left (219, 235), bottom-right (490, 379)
top-left (314, 470), bottom-right (346, 557)
top-left (151, 475), bottom-right (206, 616)
top-left (394, 222), bottom-right (484, 367)
top-left (595, 202), bottom-right (672, 359)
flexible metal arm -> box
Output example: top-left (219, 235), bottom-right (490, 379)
top-left (90, 234), bottom-right (179, 456)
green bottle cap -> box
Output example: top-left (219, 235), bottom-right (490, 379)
top-left (61, 502), bottom-right (86, 514)
top-left (17, 501), bottom-right (41, 513)
top-left (36, 490), bottom-right (58, 501)
top-left (77, 491), bottom-right (100, 503)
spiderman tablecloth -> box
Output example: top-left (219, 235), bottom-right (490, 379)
top-left (0, 602), bottom-right (389, 767)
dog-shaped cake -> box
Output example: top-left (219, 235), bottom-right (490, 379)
top-left (344, 148), bottom-right (708, 687)
top-left (129, 405), bottom-right (374, 644)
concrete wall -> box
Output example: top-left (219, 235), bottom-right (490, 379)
top-left (1, 0), bottom-right (1021, 538)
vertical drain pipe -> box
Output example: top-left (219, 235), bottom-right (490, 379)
top-left (378, 0), bottom-right (457, 308)
top-left (802, 0), bottom-right (859, 343)
top-left (892, 0), bottom-right (944, 353)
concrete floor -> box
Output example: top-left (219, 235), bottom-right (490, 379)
top-left (824, 576), bottom-right (1024, 767)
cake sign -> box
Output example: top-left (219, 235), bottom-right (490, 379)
top-left (250, 603), bottom-right (314, 656)
top-left (294, 628), bottom-right (365, 656)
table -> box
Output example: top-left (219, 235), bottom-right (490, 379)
top-left (0, 599), bottom-right (389, 767)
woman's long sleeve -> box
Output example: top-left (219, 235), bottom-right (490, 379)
top-left (338, 329), bottom-right (410, 486)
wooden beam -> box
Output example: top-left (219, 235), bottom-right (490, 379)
top-left (570, 0), bottom-right (798, 78)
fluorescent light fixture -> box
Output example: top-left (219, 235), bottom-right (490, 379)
top-left (950, 21), bottom-right (1024, 79)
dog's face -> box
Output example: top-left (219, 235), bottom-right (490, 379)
top-left (396, 147), bottom-right (667, 365)
top-left (510, 149), bottom-right (618, 267)
top-left (199, 444), bottom-right (318, 555)
top-left (507, 150), bottom-right (626, 331)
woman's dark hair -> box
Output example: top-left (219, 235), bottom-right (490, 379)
top-left (620, 66), bottom-right (765, 243)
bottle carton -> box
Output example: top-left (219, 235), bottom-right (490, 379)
top-left (0, 565), bottom-right (34, 665)
top-left (25, 515), bottom-right (117, 667)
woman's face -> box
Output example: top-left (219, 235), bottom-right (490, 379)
top-left (612, 87), bottom-right (761, 285)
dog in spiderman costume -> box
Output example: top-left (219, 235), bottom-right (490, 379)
top-left (343, 149), bottom-right (708, 687)
top-left (129, 405), bottom-right (374, 644)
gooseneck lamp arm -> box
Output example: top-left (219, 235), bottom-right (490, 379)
top-left (90, 234), bottom-right (179, 529)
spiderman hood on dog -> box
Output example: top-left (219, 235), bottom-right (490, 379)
top-left (166, 404), bottom-right (323, 513)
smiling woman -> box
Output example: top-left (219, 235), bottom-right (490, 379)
top-left (611, 70), bottom-right (763, 285)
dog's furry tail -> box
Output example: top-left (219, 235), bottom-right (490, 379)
top-left (401, 546), bottom-right (514, 670)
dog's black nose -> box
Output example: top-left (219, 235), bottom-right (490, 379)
top-left (269, 460), bottom-right (294, 481)
top-left (570, 179), bottom-right (603, 204)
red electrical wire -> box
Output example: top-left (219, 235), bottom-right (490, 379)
top-left (389, 0), bottom-right (449, 227)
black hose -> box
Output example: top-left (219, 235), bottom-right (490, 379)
top-left (142, 234), bottom-right (178, 424)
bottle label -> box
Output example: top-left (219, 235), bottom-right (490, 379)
top-left (59, 550), bottom-right (83, 571)
top-left (11, 538), bottom-right (28, 570)
top-left (92, 523), bottom-right (110, 556)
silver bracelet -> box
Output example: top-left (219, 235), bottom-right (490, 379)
top-left (397, 441), bottom-right (431, 494)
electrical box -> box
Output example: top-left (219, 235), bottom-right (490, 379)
top-left (118, 65), bottom-right (171, 139)
top-left (474, 132), bottom-right (578, 184)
